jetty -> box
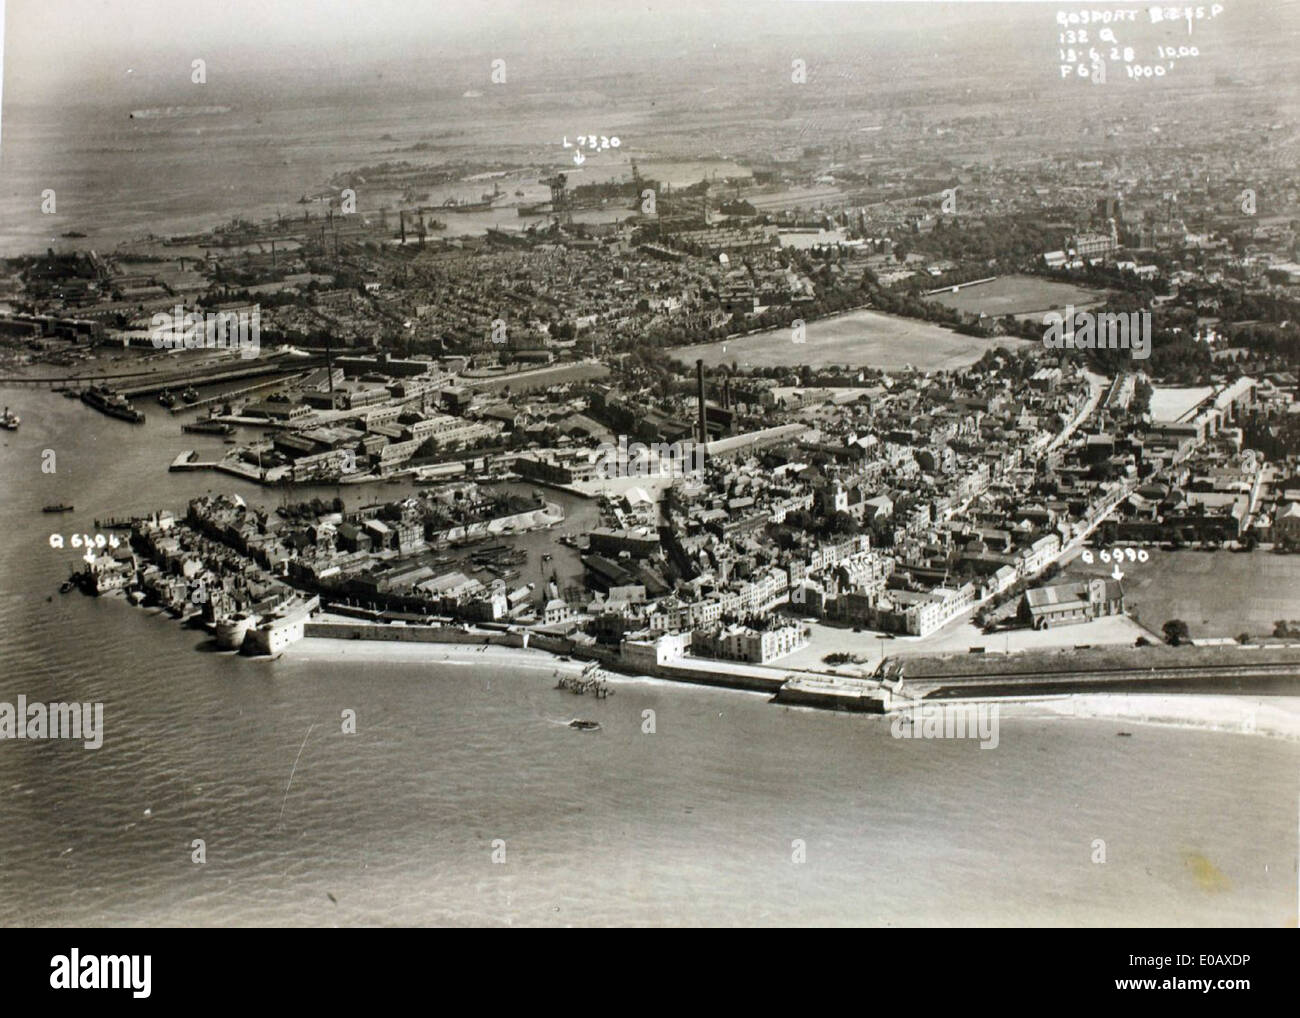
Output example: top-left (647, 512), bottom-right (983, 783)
top-left (116, 354), bottom-right (323, 399)
top-left (169, 371), bottom-right (310, 414)
top-left (94, 516), bottom-right (138, 530)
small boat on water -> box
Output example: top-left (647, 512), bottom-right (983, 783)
top-left (158, 389), bottom-right (177, 408)
top-left (2, 407), bottom-right (19, 430)
top-left (59, 580), bottom-right (74, 594)
top-left (181, 386), bottom-right (199, 404)
top-left (569, 719), bottom-right (601, 732)
top-left (43, 504), bottom-right (74, 513)
top-left (1117, 731), bottom-right (1132, 737)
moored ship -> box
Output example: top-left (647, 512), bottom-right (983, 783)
top-left (442, 184), bottom-right (501, 213)
top-left (182, 419), bottom-right (235, 436)
top-left (2, 407), bottom-right (19, 430)
top-left (81, 385), bottom-right (145, 423)
top-left (442, 196), bottom-right (494, 213)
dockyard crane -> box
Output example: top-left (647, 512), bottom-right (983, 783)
top-left (540, 173), bottom-right (571, 225)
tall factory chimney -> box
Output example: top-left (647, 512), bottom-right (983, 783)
top-left (324, 334), bottom-right (336, 396)
top-left (696, 358), bottom-right (707, 445)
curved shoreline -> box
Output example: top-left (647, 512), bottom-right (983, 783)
top-left (288, 636), bottom-right (1300, 739)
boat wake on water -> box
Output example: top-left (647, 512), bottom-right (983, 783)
top-left (543, 717), bottom-right (603, 732)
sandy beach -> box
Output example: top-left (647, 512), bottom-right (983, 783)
top-left (928, 693), bottom-right (1300, 741)
top-left (287, 636), bottom-right (595, 676)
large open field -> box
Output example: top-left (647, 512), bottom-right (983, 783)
top-left (672, 309), bottom-right (1002, 371)
top-left (1062, 549), bottom-right (1300, 641)
top-left (925, 274), bottom-right (1107, 320)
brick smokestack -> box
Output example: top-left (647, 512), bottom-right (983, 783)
top-left (696, 358), bottom-right (707, 445)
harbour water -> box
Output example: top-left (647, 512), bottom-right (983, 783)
top-left (0, 89), bottom-right (749, 258)
top-left (1, 389), bottom-right (1297, 926)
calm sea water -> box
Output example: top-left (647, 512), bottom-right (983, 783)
top-left (0, 389), bottom-right (1296, 927)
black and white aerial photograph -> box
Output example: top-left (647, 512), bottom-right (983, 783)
top-left (0, 0), bottom-right (1298, 947)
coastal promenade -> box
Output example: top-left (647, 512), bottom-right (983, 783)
top-left (300, 616), bottom-right (891, 709)
top-left (301, 626), bottom-right (1300, 747)
top-left (294, 615), bottom-right (1300, 719)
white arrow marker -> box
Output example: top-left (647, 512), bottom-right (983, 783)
top-left (1111, 564), bottom-right (1124, 581)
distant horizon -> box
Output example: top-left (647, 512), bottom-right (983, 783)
top-left (0, 0), bottom-right (1212, 103)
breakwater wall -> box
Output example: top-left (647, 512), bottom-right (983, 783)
top-left (632, 662), bottom-right (786, 694)
top-left (773, 680), bottom-right (888, 712)
top-left (917, 668), bottom-right (1300, 700)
